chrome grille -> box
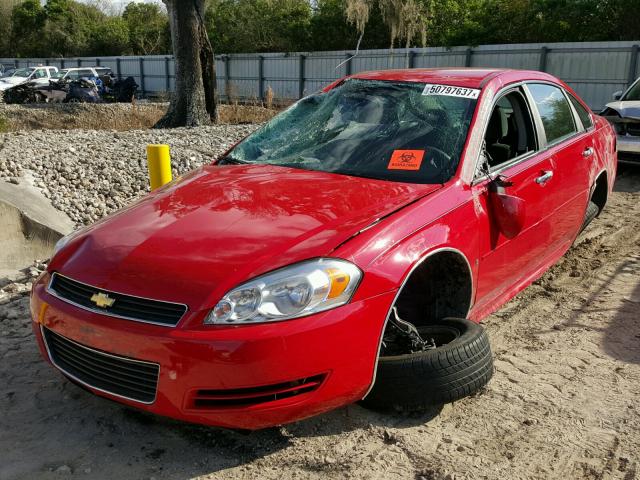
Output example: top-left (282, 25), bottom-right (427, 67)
top-left (43, 327), bottom-right (159, 403)
top-left (48, 273), bottom-right (187, 326)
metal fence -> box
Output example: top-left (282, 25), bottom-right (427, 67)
top-left (2, 40), bottom-right (639, 110)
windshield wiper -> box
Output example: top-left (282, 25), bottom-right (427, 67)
top-left (218, 155), bottom-right (249, 165)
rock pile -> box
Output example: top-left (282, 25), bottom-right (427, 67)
top-left (0, 124), bottom-right (258, 225)
top-left (0, 260), bottom-right (47, 307)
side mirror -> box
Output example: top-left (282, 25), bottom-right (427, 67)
top-left (612, 90), bottom-right (623, 101)
top-left (487, 177), bottom-right (526, 239)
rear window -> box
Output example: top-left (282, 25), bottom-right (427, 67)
top-left (568, 94), bottom-right (593, 130)
top-left (225, 79), bottom-right (478, 184)
top-left (528, 83), bottom-right (576, 144)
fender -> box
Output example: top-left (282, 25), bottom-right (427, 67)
top-left (360, 245), bottom-right (474, 398)
top-left (338, 181), bottom-right (480, 303)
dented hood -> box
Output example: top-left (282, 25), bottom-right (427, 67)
top-left (51, 164), bottom-right (441, 310)
top-left (603, 101), bottom-right (640, 121)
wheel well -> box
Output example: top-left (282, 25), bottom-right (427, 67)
top-left (393, 251), bottom-right (473, 326)
top-left (591, 172), bottom-right (608, 213)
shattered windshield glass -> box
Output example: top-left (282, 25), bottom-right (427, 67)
top-left (226, 79), bottom-right (478, 184)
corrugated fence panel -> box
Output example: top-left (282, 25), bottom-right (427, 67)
top-left (263, 55), bottom-right (300, 100)
top-left (1, 41), bottom-right (638, 109)
top-left (227, 55), bottom-right (259, 99)
top-left (304, 54), bottom-right (346, 95)
top-left (414, 51), bottom-right (466, 68)
top-left (546, 47), bottom-right (632, 110)
top-left (472, 49), bottom-right (541, 70)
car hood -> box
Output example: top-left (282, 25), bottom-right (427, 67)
top-left (51, 164), bottom-right (441, 310)
top-left (0, 77), bottom-right (25, 85)
top-left (603, 100), bottom-right (640, 120)
top-left (0, 80), bottom-right (21, 90)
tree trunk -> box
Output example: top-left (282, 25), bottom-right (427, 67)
top-left (155, 0), bottom-right (217, 128)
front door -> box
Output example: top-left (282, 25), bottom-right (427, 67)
top-left (472, 87), bottom-right (564, 312)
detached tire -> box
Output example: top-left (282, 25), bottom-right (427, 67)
top-left (363, 318), bottom-right (493, 411)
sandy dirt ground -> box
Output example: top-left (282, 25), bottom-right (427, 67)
top-left (1, 168), bottom-right (639, 480)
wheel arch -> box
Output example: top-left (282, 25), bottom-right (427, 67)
top-left (362, 246), bottom-right (475, 398)
top-left (591, 169), bottom-right (608, 214)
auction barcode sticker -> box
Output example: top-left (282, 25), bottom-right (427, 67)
top-left (422, 84), bottom-right (481, 99)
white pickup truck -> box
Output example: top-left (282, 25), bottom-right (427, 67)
top-left (0, 66), bottom-right (59, 92)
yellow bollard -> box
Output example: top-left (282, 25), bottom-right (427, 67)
top-left (146, 144), bottom-right (172, 190)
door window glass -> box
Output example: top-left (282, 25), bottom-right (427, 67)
top-left (483, 90), bottom-right (537, 169)
top-left (568, 94), bottom-right (593, 130)
top-left (528, 83), bottom-right (576, 144)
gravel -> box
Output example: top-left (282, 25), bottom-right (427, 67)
top-left (0, 260), bottom-right (47, 306)
top-left (0, 124), bottom-right (258, 225)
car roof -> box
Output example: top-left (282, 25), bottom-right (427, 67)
top-left (349, 68), bottom-right (561, 89)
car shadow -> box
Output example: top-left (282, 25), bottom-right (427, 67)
top-left (283, 401), bottom-right (444, 439)
top-left (614, 164), bottom-right (640, 193)
top-left (539, 257), bottom-right (640, 365)
top-left (600, 263), bottom-right (640, 365)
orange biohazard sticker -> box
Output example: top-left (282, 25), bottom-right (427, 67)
top-left (387, 150), bottom-right (425, 170)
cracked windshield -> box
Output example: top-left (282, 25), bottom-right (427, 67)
top-left (226, 79), bottom-right (478, 184)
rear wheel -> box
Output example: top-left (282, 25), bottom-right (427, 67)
top-left (363, 317), bottom-right (493, 411)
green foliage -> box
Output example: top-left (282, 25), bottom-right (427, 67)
top-left (9, 0), bottom-right (45, 57)
top-left (309, 0), bottom-right (389, 51)
top-left (0, 0), bottom-right (638, 58)
top-left (91, 17), bottom-right (130, 57)
top-left (2, 0), bottom-right (170, 58)
top-left (206, 0), bottom-right (313, 53)
top-left (122, 3), bottom-right (170, 55)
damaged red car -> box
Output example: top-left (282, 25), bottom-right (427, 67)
top-left (31, 68), bottom-right (617, 429)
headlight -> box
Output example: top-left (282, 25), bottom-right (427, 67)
top-left (205, 258), bottom-right (362, 325)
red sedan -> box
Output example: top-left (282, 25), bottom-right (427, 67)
top-left (31, 68), bottom-right (616, 429)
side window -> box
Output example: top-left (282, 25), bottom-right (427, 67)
top-left (528, 83), bottom-right (576, 144)
top-left (33, 69), bottom-right (46, 79)
top-left (568, 94), bottom-right (593, 130)
top-left (68, 71), bottom-right (80, 80)
top-left (78, 69), bottom-right (94, 77)
top-left (483, 90), bottom-right (537, 169)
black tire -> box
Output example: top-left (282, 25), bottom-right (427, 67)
top-left (579, 200), bottom-right (599, 233)
top-left (362, 318), bottom-right (493, 411)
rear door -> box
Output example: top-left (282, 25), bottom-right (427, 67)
top-left (525, 83), bottom-right (593, 247)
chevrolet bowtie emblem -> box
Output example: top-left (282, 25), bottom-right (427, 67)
top-left (90, 292), bottom-right (115, 308)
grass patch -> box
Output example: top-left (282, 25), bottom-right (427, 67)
top-left (218, 103), bottom-right (279, 124)
top-left (0, 102), bottom-right (281, 132)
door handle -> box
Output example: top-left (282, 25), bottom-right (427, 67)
top-left (583, 147), bottom-right (594, 158)
top-left (535, 171), bottom-right (554, 184)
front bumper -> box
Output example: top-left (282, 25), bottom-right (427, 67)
top-left (617, 134), bottom-right (640, 163)
top-left (31, 273), bottom-right (395, 429)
